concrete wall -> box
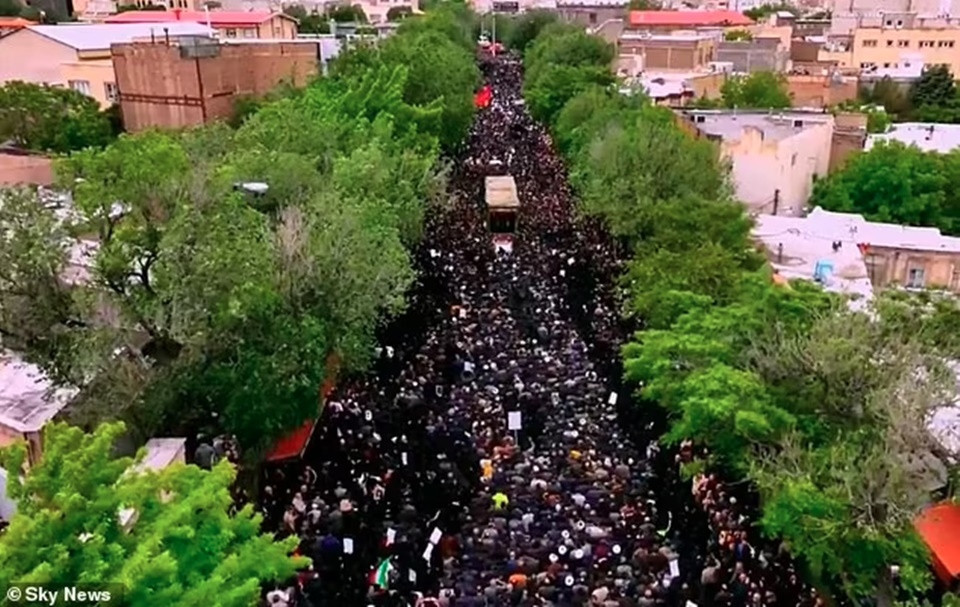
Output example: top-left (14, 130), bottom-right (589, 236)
top-left (113, 40), bottom-right (319, 132)
top-left (0, 29), bottom-right (77, 88)
top-left (721, 119), bottom-right (833, 216)
top-left (0, 152), bottom-right (54, 186)
top-left (791, 39), bottom-right (821, 63)
top-left (717, 38), bottom-right (788, 72)
top-left (787, 74), bottom-right (858, 108)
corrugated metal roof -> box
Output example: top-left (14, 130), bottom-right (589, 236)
top-left (629, 10), bottom-right (754, 28)
top-left (24, 22), bottom-right (215, 51)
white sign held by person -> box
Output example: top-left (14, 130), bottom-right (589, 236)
top-left (669, 558), bottom-right (680, 579)
top-left (343, 538), bottom-right (354, 554)
top-left (429, 527), bottom-right (442, 544)
top-left (508, 411), bottom-right (522, 431)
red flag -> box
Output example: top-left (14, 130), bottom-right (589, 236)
top-left (474, 85), bottom-right (493, 109)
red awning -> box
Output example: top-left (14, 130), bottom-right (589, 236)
top-left (915, 502), bottom-right (960, 585)
top-left (266, 420), bottom-right (315, 462)
top-left (266, 353), bottom-right (340, 463)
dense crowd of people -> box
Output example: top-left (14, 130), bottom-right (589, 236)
top-left (257, 55), bottom-right (818, 607)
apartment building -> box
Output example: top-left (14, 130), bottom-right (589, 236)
top-left (0, 22), bottom-right (215, 107)
top-left (556, 0), bottom-right (628, 27)
top-left (846, 26), bottom-right (960, 74)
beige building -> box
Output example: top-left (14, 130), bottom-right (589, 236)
top-left (619, 33), bottom-right (718, 70)
top-left (834, 26), bottom-right (960, 74)
top-left (104, 10), bottom-right (298, 39)
top-left (683, 110), bottom-right (834, 216)
top-left (0, 22), bottom-right (215, 108)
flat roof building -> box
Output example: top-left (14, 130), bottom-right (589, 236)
top-left (0, 22), bottom-right (216, 108)
top-left (683, 110), bottom-right (835, 217)
top-left (105, 10), bottom-right (298, 39)
top-left (867, 122), bottom-right (960, 154)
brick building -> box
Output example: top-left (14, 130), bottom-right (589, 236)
top-left (112, 37), bottom-right (321, 131)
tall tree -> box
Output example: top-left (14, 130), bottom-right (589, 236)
top-left (0, 81), bottom-right (114, 153)
top-left (0, 422), bottom-right (306, 604)
top-left (810, 140), bottom-right (960, 234)
top-left (720, 71), bottom-right (791, 108)
top-left (909, 64), bottom-right (957, 110)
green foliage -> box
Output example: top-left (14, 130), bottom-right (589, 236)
top-left (724, 28), bottom-right (753, 41)
top-left (0, 0), bottom-right (23, 16)
top-left (910, 64), bottom-right (956, 110)
top-left (529, 22), bottom-right (944, 604)
top-left (0, 422), bottom-right (306, 604)
top-left (0, 10), bottom-right (476, 453)
top-left (865, 106), bottom-right (891, 133)
top-left (503, 9), bottom-right (557, 54)
top-left (523, 23), bottom-right (615, 124)
top-left (860, 76), bottom-right (912, 118)
top-left (282, 4), bottom-right (330, 33)
top-left (719, 71), bottom-right (791, 109)
top-left (743, 3), bottom-right (797, 20)
top-left (0, 81), bottom-right (115, 153)
top-left (810, 140), bottom-right (960, 235)
top-left (628, 0), bottom-right (661, 8)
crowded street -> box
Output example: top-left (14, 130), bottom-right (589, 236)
top-left (258, 55), bottom-right (819, 607)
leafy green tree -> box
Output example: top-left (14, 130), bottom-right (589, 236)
top-left (0, 0), bottom-right (23, 16)
top-left (0, 422), bottom-right (306, 604)
top-left (724, 28), bottom-right (753, 41)
top-left (909, 64), bottom-right (956, 110)
top-left (743, 3), bottom-right (797, 20)
top-left (379, 27), bottom-right (479, 151)
top-left (861, 76), bottom-right (912, 118)
top-left (810, 140), bottom-right (960, 234)
top-left (628, 0), bottom-right (661, 8)
top-left (0, 81), bottom-right (114, 153)
top-left (503, 9), bottom-right (556, 54)
top-left (282, 4), bottom-right (329, 33)
top-left (720, 71), bottom-right (791, 108)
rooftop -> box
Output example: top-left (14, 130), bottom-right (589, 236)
top-left (867, 122), bottom-right (960, 154)
top-left (22, 22), bottom-right (214, 51)
top-left (558, 0), bottom-right (629, 5)
top-left (684, 110), bottom-right (832, 143)
top-left (621, 32), bottom-right (716, 41)
top-left (105, 10), bottom-right (289, 26)
top-left (629, 10), bottom-right (754, 28)
top-left (753, 212), bottom-right (874, 310)
top-left (0, 351), bottom-right (76, 434)
top-left (130, 438), bottom-right (186, 473)
top-left (0, 17), bottom-right (36, 28)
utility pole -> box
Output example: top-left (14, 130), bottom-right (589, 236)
top-left (772, 188), bottom-right (780, 215)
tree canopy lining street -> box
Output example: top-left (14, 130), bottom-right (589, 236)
top-left (0, 4), bottom-right (479, 454)
top-left (524, 24), bottom-right (955, 602)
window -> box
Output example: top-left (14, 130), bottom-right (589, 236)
top-left (920, 40), bottom-right (933, 47)
top-left (588, 11), bottom-right (597, 23)
top-left (950, 40), bottom-right (956, 48)
top-left (225, 28), bottom-right (238, 37)
top-left (887, 39), bottom-right (894, 47)
top-left (68, 80), bottom-right (91, 96)
top-left (862, 39), bottom-right (877, 47)
top-left (898, 39), bottom-right (909, 47)
top-left (104, 81), bottom-right (118, 104)
top-left (907, 267), bottom-right (926, 288)
top-left (243, 28), bottom-right (256, 38)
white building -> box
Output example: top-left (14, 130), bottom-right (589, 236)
top-left (753, 209), bottom-right (875, 309)
top-left (867, 122), bottom-right (960, 154)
